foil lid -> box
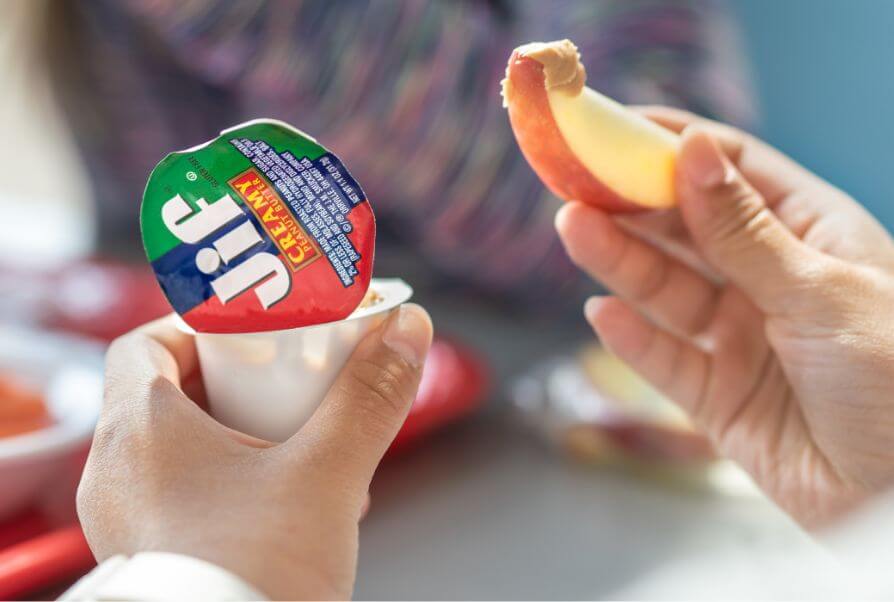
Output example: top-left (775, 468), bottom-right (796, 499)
top-left (141, 119), bottom-right (375, 333)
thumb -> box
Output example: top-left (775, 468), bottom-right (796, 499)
top-left (293, 303), bottom-right (433, 486)
top-left (677, 126), bottom-right (819, 313)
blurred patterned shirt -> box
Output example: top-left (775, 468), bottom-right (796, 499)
top-left (51, 0), bottom-right (753, 309)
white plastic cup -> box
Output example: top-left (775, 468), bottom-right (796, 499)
top-left (188, 278), bottom-right (413, 442)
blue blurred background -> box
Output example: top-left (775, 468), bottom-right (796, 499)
top-left (734, 0), bottom-right (894, 229)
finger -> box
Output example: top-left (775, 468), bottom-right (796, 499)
top-left (623, 107), bottom-right (801, 269)
top-left (98, 322), bottom-right (207, 464)
top-left (633, 105), bottom-right (827, 212)
top-left (102, 316), bottom-right (194, 418)
top-left (675, 127), bottom-right (825, 315)
top-left (556, 202), bottom-right (719, 338)
top-left (615, 210), bottom-right (689, 250)
top-left (102, 316), bottom-right (274, 449)
top-left (137, 315), bottom-right (199, 382)
top-left (637, 106), bottom-right (894, 270)
top-left (615, 211), bottom-right (721, 282)
top-left (585, 296), bottom-right (710, 417)
top-left (294, 304), bottom-right (433, 486)
top-left (584, 106), bottom-right (824, 275)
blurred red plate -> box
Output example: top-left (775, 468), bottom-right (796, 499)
top-left (389, 338), bottom-right (488, 455)
top-left (0, 509), bottom-right (50, 551)
top-left (0, 524), bottom-right (93, 601)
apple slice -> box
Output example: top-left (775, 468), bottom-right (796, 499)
top-left (502, 40), bottom-right (679, 212)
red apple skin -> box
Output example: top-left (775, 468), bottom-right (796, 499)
top-left (505, 51), bottom-right (643, 213)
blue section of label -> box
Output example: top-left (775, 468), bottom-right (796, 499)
top-left (229, 138), bottom-right (364, 287)
top-left (151, 210), bottom-right (276, 315)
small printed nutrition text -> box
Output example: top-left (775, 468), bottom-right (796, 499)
top-left (230, 137), bottom-right (364, 287)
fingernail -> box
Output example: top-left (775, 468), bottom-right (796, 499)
top-left (554, 203), bottom-right (572, 231)
top-left (583, 296), bottom-right (605, 324)
top-left (681, 130), bottom-right (733, 190)
top-left (382, 303), bottom-right (433, 367)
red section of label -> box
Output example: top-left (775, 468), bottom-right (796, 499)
top-left (229, 169), bottom-right (321, 272)
top-left (178, 189), bottom-right (375, 334)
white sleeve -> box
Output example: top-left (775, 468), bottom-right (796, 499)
top-left (59, 552), bottom-right (267, 601)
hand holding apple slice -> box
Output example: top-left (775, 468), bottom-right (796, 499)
top-left (502, 40), bottom-right (679, 212)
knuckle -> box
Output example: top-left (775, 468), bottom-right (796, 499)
top-left (770, 257), bottom-right (859, 328)
top-left (102, 372), bottom-right (169, 431)
top-left (141, 374), bottom-right (181, 422)
top-left (344, 357), bottom-right (414, 426)
top-left (90, 418), bottom-right (122, 453)
top-left (808, 260), bottom-right (869, 308)
top-left (94, 376), bottom-right (178, 458)
top-left (705, 188), bottom-right (768, 252)
top-left (92, 415), bottom-right (153, 465)
top-left (630, 252), bottom-right (671, 303)
top-left (680, 289), bottom-right (719, 336)
top-left (75, 469), bottom-right (97, 521)
top-left (802, 257), bottom-right (840, 290)
top-left (600, 233), bottom-right (630, 276)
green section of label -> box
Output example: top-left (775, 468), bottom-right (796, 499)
top-left (141, 121), bottom-right (327, 261)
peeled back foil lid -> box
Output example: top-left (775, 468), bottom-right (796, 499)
top-left (140, 119), bottom-right (375, 333)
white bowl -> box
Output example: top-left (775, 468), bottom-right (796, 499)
top-left (0, 327), bottom-right (103, 520)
